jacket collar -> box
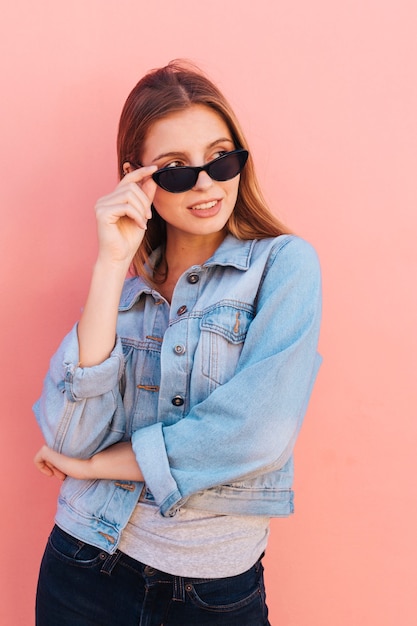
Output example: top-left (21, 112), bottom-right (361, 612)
top-left (119, 235), bottom-right (255, 311)
top-left (204, 235), bottom-right (255, 270)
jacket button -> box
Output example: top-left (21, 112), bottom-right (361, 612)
top-left (176, 305), bottom-right (188, 315)
top-left (187, 272), bottom-right (199, 284)
top-left (172, 395), bottom-right (184, 406)
top-left (173, 344), bottom-right (185, 355)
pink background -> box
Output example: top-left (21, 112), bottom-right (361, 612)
top-left (1, 1), bottom-right (416, 624)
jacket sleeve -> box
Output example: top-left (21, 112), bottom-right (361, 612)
top-left (33, 326), bottom-right (127, 457)
top-left (132, 236), bottom-right (322, 516)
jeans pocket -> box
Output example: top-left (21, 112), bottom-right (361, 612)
top-left (185, 564), bottom-right (264, 613)
top-left (47, 525), bottom-right (107, 568)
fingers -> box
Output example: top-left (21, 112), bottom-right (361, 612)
top-left (36, 461), bottom-right (53, 477)
top-left (96, 165), bottom-right (157, 229)
top-left (33, 444), bottom-right (47, 465)
top-left (120, 164), bottom-right (158, 220)
top-left (91, 164), bottom-right (159, 265)
top-left (49, 465), bottom-right (67, 481)
top-left (97, 187), bottom-right (151, 223)
top-left (119, 165), bottom-right (158, 214)
top-left (96, 195), bottom-right (149, 230)
top-left (34, 446), bottom-right (67, 481)
top-left (34, 446), bottom-right (52, 476)
top-left (121, 164), bottom-right (157, 185)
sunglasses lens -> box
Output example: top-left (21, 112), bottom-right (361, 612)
top-left (209, 150), bottom-right (248, 181)
top-left (152, 150), bottom-right (249, 193)
top-left (153, 169), bottom-right (197, 193)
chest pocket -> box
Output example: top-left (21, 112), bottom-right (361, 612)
top-left (200, 303), bottom-right (254, 386)
top-left (120, 338), bottom-right (162, 431)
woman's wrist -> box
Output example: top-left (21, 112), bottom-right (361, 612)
top-left (77, 258), bottom-right (129, 367)
top-left (93, 255), bottom-right (132, 279)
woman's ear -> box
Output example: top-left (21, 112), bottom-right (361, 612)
top-left (122, 162), bottom-right (134, 176)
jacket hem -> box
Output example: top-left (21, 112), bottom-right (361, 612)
top-left (178, 487), bottom-right (294, 517)
top-left (55, 501), bottom-right (124, 554)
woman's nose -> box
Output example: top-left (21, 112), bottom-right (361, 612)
top-left (193, 170), bottom-right (213, 191)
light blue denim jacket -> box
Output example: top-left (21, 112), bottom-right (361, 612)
top-left (34, 234), bottom-right (322, 553)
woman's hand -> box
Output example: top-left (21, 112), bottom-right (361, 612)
top-left (34, 445), bottom-right (92, 481)
top-left (95, 165), bottom-right (157, 267)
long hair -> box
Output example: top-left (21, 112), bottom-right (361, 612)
top-left (117, 60), bottom-right (289, 281)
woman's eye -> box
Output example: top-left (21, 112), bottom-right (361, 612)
top-left (211, 150), bottom-right (227, 161)
top-left (165, 160), bottom-right (184, 169)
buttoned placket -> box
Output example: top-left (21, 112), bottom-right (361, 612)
top-left (157, 269), bottom-right (202, 421)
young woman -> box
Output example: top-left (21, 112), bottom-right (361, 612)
top-left (33, 61), bottom-right (322, 626)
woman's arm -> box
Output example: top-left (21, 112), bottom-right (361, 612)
top-left (77, 166), bottom-right (157, 367)
top-left (131, 236), bottom-right (322, 517)
top-left (34, 442), bottom-right (144, 481)
top-left (33, 166), bottom-right (157, 457)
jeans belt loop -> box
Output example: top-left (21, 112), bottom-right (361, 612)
top-left (100, 550), bottom-right (122, 576)
top-left (172, 576), bottom-right (186, 602)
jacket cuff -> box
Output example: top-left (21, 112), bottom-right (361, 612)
top-left (131, 424), bottom-right (183, 517)
top-left (54, 324), bottom-right (125, 401)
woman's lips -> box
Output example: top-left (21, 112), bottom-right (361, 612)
top-left (187, 199), bottom-right (221, 216)
top-left (190, 200), bottom-right (218, 210)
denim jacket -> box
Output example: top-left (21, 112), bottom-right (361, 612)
top-left (34, 234), bottom-right (322, 553)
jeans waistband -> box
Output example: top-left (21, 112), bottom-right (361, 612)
top-left (52, 525), bottom-right (264, 585)
top-left (115, 546), bottom-right (265, 584)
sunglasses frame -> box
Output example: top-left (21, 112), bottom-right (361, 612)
top-left (152, 149), bottom-right (248, 193)
top-left (127, 149), bottom-right (249, 194)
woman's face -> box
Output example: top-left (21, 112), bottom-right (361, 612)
top-left (141, 105), bottom-right (240, 245)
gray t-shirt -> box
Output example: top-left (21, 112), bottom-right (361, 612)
top-left (119, 498), bottom-right (270, 578)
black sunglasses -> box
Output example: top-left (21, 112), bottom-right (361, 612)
top-left (130, 149), bottom-right (249, 193)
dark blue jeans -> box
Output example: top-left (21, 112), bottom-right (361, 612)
top-left (36, 525), bottom-right (270, 625)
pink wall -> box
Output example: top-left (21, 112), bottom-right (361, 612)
top-left (1, 1), bottom-right (416, 624)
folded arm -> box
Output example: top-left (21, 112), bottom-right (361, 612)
top-left (34, 441), bottom-right (144, 482)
